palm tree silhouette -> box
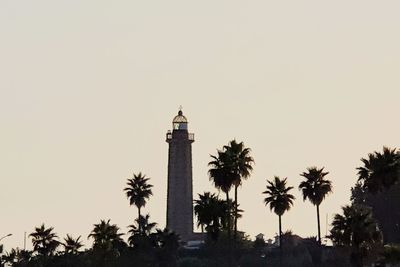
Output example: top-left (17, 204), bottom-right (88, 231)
top-left (194, 192), bottom-right (229, 241)
top-left (128, 214), bottom-right (157, 236)
top-left (124, 172), bottom-right (153, 234)
top-left (357, 147), bottom-right (400, 193)
top-left (208, 151), bottom-right (236, 239)
top-left (194, 192), bottom-right (215, 233)
top-left (88, 219), bottom-right (124, 251)
top-left (356, 147), bottom-right (400, 243)
top-left (330, 204), bottom-right (382, 267)
top-left (63, 234), bottom-right (83, 254)
top-left (127, 214), bottom-right (157, 249)
top-left (263, 176), bottom-right (295, 249)
top-left (29, 224), bottom-right (59, 257)
top-left (299, 167), bottom-right (332, 245)
top-left (223, 140), bottom-right (254, 240)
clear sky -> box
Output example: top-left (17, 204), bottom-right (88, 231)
top-left (1, 0), bottom-right (399, 250)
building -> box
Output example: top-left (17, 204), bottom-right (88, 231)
top-left (166, 109), bottom-right (195, 242)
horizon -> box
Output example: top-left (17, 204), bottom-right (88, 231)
top-left (1, 0), bottom-right (400, 251)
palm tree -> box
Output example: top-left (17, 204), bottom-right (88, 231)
top-left (263, 176), bottom-right (295, 249)
top-left (329, 204), bottom-right (382, 267)
top-left (127, 214), bottom-right (157, 249)
top-left (88, 219), bottom-right (125, 251)
top-left (63, 235), bottom-right (83, 254)
top-left (29, 224), bottom-right (59, 257)
top-left (357, 147), bottom-right (400, 193)
top-left (124, 172), bottom-right (153, 234)
top-left (223, 140), bottom-right (254, 240)
top-left (194, 192), bottom-right (215, 232)
top-left (357, 147), bottom-right (400, 243)
top-left (194, 192), bottom-right (229, 241)
top-left (299, 167), bottom-right (332, 244)
top-left (129, 214), bottom-right (157, 236)
top-left (208, 151), bottom-right (236, 239)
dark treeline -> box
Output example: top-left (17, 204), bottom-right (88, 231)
top-left (1, 142), bottom-right (400, 267)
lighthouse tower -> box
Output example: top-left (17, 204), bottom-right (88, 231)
top-left (166, 109), bottom-right (194, 242)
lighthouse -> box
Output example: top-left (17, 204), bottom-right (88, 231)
top-left (166, 109), bottom-right (194, 242)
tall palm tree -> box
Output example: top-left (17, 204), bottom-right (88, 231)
top-left (63, 235), bottom-right (83, 254)
top-left (357, 147), bottom-right (400, 193)
top-left (29, 224), bottom-right (59, 257)
top-left (208, 151), bottom-right (236, 239)
top-left (223, 140), bottom-right (254, 240)
top-left (88, 219), bottom-right (125, 251)
top-left (330, 204), bottom-right (382, 267)
top-left (208, 151), bottom-right (237, 267)
top-left (299, 167), bottom-right (332, 244)
top-left (124, 172), bottom-right (153, 234)
top-left (357, 147), bottom-right (400, 243)
top-left (263, 176), bottom-right (295, 249)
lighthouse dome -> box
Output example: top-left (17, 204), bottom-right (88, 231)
top-left (173, 110), bottom-right (187, 123)
top-left (172, 110), bottom-right (188, 130)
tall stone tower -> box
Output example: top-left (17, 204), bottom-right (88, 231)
top-left (166, 109), bottom-right (194, 242)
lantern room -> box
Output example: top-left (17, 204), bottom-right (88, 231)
top-left (172, 110), bottom-right (188, 130)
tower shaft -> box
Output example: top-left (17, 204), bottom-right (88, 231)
top-left (166, 111), bottom-right (194, 242)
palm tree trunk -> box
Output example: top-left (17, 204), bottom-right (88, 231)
top-left (279, 214), bottom-right (282, 267)
top-left (317, 204), bottom-right (321, 245)
top-left (226, 191), bottom-right (232, 267)
top-left (234, 184), bottom-right (238, 242)
top-left (279, 215), bottom-right (282, 249)
top-left (138, 207), bottom-right (141, 234)
top-left (226, 192), bottom-right (231, 239)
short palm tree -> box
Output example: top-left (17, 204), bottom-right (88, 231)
top-left (223, 140), bottom-right (254, 240)
top-left (124, 172), bottom-right (153, 234)
top-left (63, 234), bottom-right (83, 254)
top-left (330, 204), bottom-right (382, 267)
top-left (29, 224), bottom-right (59, 257)
top-left (194, 192), bottom-right (228, 241)
top-left (299, 167), bottom-right (332, 244)
top-left (357, 147), bottom-right (400, 193)
top-left (263, 176), bottom-right (295, 248)
top-left (88, 219), bottom-right (125, 251)
top-left (194, 192), bottom-right (215, 232)
top-left (130, 214), bottom-right (157, 236)
top-left (128, 214), bottom-right (157, 248)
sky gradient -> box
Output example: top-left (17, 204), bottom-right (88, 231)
top-left (1, 0), bottom-right (399, 250)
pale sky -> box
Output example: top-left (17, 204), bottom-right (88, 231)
top-left (1, 1), bottom-right (399, 250)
